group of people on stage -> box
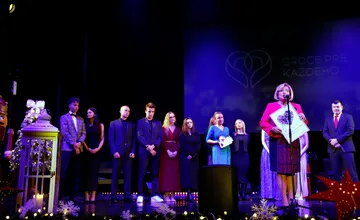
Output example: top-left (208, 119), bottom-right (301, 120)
top-left (50, 81), bottom-right (360, 208)
top-left (59, 100), bottom-right (201, 204)
top-left (203, 82), bottom-right (359, 208)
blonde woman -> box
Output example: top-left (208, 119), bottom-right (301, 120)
top-left (230, 119), bottom-right (249, 200)
top-left (259, 82), bottom-right (308, 207)
top-left (206, 111), bottom-right (231, 165)
top-left (158, 112), bottom-right (181, 202)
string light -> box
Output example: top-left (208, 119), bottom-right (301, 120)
top-left (1, 208), bottom-right (349, 219)
top-left (9, 4), bottom-right (15, 13)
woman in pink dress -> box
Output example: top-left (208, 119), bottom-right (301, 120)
top-left (259, 82), bottom-right (308, 207)
top-left (158, 112), bottom-right (181, 202)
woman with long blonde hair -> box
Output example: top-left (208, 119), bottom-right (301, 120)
top-left (206, 111), bottom-right (231, 165)
top-left (158, 112), bottom-right (181, 202)
top-left (231, 119), bottom-right (250, 200)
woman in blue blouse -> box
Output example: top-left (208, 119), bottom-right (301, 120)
top-left (206, 111), bottom-right (231, 165)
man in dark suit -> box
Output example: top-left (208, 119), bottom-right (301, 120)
top-left (108, 105), bottom-right (136, 202)
top-left (323, 100), bottom-right (359, 181)
top-left (136, 102), bottom-right (163, 203)
top-left (59, 97), bottom-right (86, 201)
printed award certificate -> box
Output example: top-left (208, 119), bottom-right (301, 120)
top-left (270, 103), bottom-right (309, 144)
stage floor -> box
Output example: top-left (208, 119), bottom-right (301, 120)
top-left (0, 195), bottom-right (345, 219)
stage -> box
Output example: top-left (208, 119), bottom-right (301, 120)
top-left (0, 194), bottom-right (344, 219)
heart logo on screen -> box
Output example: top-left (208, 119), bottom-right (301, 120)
top-left (225, 50), bottom-right (272, 88)
top-left (277, 110), bottom-right (294, 125)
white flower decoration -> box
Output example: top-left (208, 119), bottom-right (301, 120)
top-left (153, 203), bottom-right (176, 219)
top-left (35, 100), bottom-right (45, 110)
top-left (19, 198), bottom-right (35, 219)
top-left (26, 99), bottom-right (35, 108)
top-left (121, 210), bottom-right (133, 220)
top-left (57, 200), bottom-right (80, 217)
top-left (250, 199), bottom-right (277, 220)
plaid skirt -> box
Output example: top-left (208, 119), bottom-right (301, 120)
top-left (269, 136), bottom-right (300, 174)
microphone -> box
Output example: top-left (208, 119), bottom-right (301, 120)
top-left (285, 95), bottom-right (290, 99)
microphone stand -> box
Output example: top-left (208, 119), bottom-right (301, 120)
top-left (285, 97), bottom-right (311, 216)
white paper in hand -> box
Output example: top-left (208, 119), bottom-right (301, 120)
top-left (219, 136), bottom-right (233, 148)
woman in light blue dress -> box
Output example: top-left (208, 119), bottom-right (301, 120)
top-left (260, 130), bottom-right (281, 200)
top-left (206, 112), bottom-right (231, 165)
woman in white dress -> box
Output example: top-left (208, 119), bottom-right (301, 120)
top-left (295, 132), bottom-right (309, 200)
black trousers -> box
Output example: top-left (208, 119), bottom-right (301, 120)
top-left (112, 155), bottom-right (133, 197)
top-left (330, 150), bottom-right (359, 182)
top-left (60, 151), bottom-right (81, 198)
top-left (137, 152), bottom-right (160, 196)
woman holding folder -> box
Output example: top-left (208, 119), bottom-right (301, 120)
top-left (259, 82), bottom-right (308, 207)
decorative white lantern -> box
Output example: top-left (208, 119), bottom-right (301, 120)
top-left (16, 110), bottom-right (61, 213)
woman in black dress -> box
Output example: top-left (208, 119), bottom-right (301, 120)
top-left (231, 119), bottom-right (250, 200)
top-left (82, 107), bottom-right (104, 202)
top-left (179, 117), bottom-right (201, 201)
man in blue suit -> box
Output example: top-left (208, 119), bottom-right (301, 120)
top-left (59, 97), bottom-right (86, 201)
top-left (323, 100), bottom-right (359, 181)
top-left (136, 102), bottom-right (163, 203)
top-left (108, 105), bottom-right (136, 202)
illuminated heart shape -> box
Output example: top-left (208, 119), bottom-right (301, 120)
top-left (225, 50), bottom-right (272, 88)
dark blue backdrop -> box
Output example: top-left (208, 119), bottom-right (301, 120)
top-left (184, 18), bottom-right (360, 132)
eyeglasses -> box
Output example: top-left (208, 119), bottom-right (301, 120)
top-left (169, 116), bottom-right (176, 118)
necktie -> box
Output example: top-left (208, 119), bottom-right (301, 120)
top-left (71, 113), bottom-right (77, 132)
top-left (334, 115), bottom-right (339, 128)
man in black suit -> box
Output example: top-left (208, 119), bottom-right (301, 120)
top-left (136, 102), bottom-right (163, 203)
top-left (108, 105), bottom-right (136, 202)
top-left (323, 100), bottom-right (359, 181)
